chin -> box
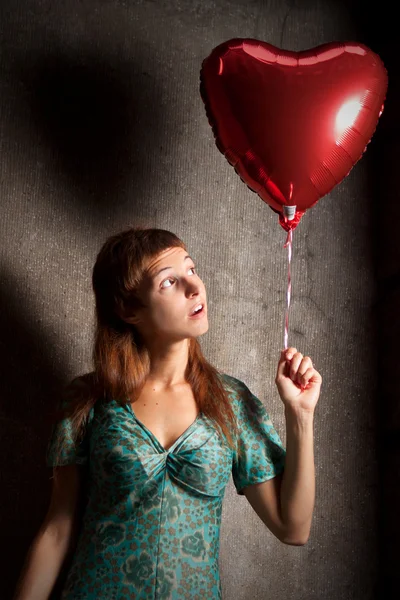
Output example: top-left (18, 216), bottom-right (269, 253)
top-left (197, 322), bottom-right (209, 335)
top-left (188, 323), bottom-right (209, 338)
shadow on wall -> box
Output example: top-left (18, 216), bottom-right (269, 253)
top-left (1, 35), bottom-right (167, 600)
top-left (343, 0), bottom-right (400, 596)
top-left (0, 261), bottom-right (65, 597)
top-left (11, 39), bottom-right (167, 210)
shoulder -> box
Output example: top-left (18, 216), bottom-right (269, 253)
top-left (217, 373), bottom-right (253, 408)
top-left (59, 372), bottom-right (97, 415)
top-left (218, 372), bottom-right (247, 393)
top-left (63, 371), bottom-right (96, 396)
top-left (218, 373), bottom-right (269, 419)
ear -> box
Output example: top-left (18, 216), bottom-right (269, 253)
top-left (123, 314), bottom-right (141, 326)
top-left (118, 308), bottom-right (141, 325)
top-left (115, 303), bottom-right (141, 326)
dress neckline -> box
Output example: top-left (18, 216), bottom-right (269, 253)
top-left (126, 402), bottom-right (203, 453)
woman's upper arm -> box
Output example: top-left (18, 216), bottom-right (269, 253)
top-left (42, 464), bottom-right (87, 544)
top-left (242, 472), bottom-right (286, 542)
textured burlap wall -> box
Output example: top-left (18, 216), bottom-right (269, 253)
top-left (1, 1), bottom-right (398, 599)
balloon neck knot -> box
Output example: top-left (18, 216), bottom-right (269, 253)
top-left (283, 205), bottom-right (297, 220)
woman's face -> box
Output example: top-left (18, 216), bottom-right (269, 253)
top-left (126, 246), bottom-right (208, 342)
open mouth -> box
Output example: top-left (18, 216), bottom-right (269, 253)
top-left (189, 305), bottom-right (205, 317)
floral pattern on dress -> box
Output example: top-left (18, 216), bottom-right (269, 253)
top-left (46, 373), bottom-right (286, 599)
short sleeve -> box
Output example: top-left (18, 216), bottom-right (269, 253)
top-left (46, 377), bottom-right (94, 468)
top-left (230, 376), bottom-right (286, 495)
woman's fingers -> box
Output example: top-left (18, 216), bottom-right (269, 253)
top-left (283, 349), bottom-right (314, 384)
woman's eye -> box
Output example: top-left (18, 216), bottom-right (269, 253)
top-left (161, 267), bottom-right (197, 288)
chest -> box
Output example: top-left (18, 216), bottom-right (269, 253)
top-left (129, 384), bottom-right (200, 451)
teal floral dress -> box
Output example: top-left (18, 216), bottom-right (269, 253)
top-left (46, 373), bottom-right (286, 599)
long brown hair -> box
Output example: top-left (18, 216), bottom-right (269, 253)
top-left (52, 225), bottom-right (241, 462)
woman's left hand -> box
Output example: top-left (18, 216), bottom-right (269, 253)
top-left (275, 347), bottom-right (322, 414)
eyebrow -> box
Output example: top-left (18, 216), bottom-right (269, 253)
top-left (153, 255), bottom-right (193, 278)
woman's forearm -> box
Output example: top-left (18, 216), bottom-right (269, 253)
top-left (13, 526), bottom-right (72, 600)
top-left (280, 407), bottom-right (315, 544)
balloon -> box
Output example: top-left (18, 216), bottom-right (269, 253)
top-left (200, 39), bottom-right (388, 231)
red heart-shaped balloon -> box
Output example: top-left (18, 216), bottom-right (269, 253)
top-left (200, 39), bottom-right (388, 231)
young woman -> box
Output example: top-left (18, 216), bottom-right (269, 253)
top-left (14, 226), bottom-right (321, 599)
